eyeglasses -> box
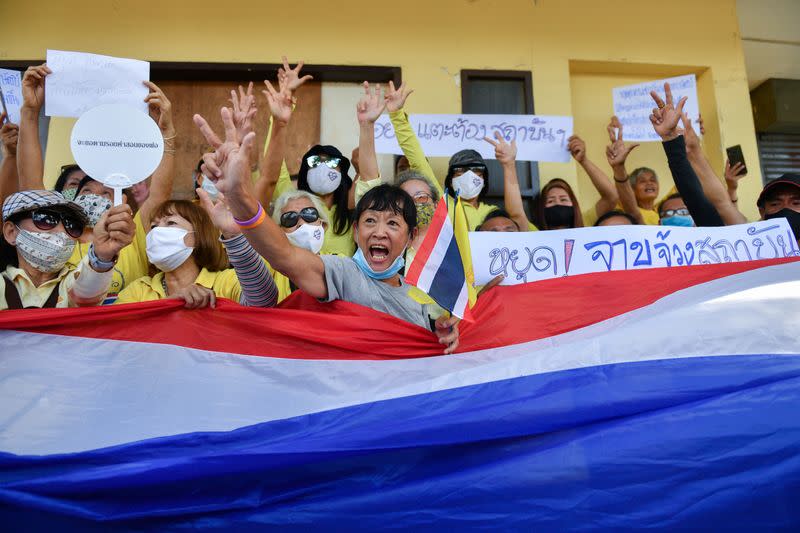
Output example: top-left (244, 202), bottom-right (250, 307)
top-left (280, 207), bottom-right (320, 228)
top-left (306, 155), bottom-right (341, 169)
top-left (412, 192), bottom-right (433, 204)
top-left (661, 208), bottom-right (690, 218)
top-left (24, 208), bottom-right (85, 238)
top-left (453, 166), bottom-right (485, 177)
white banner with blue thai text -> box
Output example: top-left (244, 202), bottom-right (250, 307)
top-left (470, 220), bottom-right (799, 285)
top-left (374, 114), bottom-right (573, 162)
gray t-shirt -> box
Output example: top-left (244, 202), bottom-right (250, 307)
top-left (320, 255), bottom-right (432, 330)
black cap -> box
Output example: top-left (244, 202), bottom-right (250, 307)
top-left (757, 173), bottom-right (800, 208)
top-left (448, 149), bottom-right (486, 170)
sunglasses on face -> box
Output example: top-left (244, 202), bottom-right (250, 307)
top-left (23, 208), bottom-right (85, 238)
top-left (306, 155), bottom-right (341, 169)
top-left (412, 192), bottom-right (433, 204)
top-left (661, 208), bottom-right (690, 218)
top-left (280, 207), bottom-right (320, 228)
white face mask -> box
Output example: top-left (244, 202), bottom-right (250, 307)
top-left (15, 227), bottom-right (76, 274)
top-left (75, 194), bottom-right (112, 227)
top-left (199, 174), bottom-right (220, 202)
top-left (146, 227), bottom-right (194, 272)
top-left (285, 223), bottom-right (325, 254)
top-left (307, 164), bottom-right (342, 195)
top-left (452, 170), bottom-right (484, 200)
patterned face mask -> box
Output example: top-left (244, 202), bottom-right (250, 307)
top-left (61, 188), bottom-right (78, 201)
top-left (14, 227), bottom-right (76, 273)
top-left (415, 203), bottom-right (436, 228)
top-left (74, 194), bottom-right (112, 227)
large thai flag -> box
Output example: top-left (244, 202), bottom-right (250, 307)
top-left (1, 258), bottom-right (799, 531)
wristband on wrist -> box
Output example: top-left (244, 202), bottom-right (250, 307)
top-left (234, 203), bottom-right (266, 230)
top-left (614, 177), bottom-right (628, 183)
top-left (88, 243), bottom-right (116, 272)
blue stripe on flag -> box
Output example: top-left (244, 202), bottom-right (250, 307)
top-left (1, 353), bottom-right (799, 531)
top-left (427, 235), bottom-right (466, 312)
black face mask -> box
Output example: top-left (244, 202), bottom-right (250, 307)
top-left (765, 208), bottom-right (800, 242)
top-left (544, 205), bottom-right (575, 228)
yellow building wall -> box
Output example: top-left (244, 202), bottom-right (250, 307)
top-left (0, 0), bottom-right (762, 220)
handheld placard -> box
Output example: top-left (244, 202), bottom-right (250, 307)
top-left (70, 104), bottom-right (163, 206)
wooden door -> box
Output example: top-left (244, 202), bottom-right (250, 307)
top-left (154, 80), bottom-right (321, 199)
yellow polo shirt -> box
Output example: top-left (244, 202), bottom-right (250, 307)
top-left (67, 211), bottom-right (149, 295)
top-left (1, 257), bottom-right (100, 310)
top-left (114, 268), bottom-right (242, 304)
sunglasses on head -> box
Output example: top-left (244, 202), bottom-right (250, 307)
top-left (280, 207), bottom-right (320, 228)
top-left (306, 155), bottom-right (341, 169)
top-left (20, 208), bottom-right (85, 238)
top-left (661, 208), bottom-right (690, 218)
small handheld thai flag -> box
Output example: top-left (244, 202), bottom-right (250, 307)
top-left (405, 196), bottom-right (477, 320)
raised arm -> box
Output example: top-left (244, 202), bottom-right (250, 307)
top-left (681, 114), bottom-right (746, 225)
top-left (357, 81), bottom-right (385, 183)
top-left (605, 118), bottom-right (644, 224)
top-left (385, 81), bottom-right (440, 191)
top-left (485, 132), bottom-right (529, 230)
top-left (649, 83), bottom-right (724, 227)
top-left (257, 79), bottom-right (292, 207)
top-left (568, 134), bottom-right (618, 219)
top-left (138, 81), bottom-right (176, 228)
top-left (0, 115), bottom-right (19, 206)
top-left (17, 64), bottom-right (50, 191)
top-left (194, 107), bottom-right (327, 298)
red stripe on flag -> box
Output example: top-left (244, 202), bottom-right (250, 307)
top-left (405, 199), bottom-right (450, 285)
top-left (0, 258), bottom-right (796, 360)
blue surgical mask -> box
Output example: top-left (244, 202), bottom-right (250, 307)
top-left (661, 215), bottom-right (694, 227)
top-left (352, 247), bottom-right (405, 280)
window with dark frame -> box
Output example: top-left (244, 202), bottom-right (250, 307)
top-left (461, 70), bottom-right (538, 219)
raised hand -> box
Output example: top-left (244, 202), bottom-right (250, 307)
top-left (230, 82), bottom-right (257, 140)
top-left (384, 80), bottom-right (414, 113)
top-left (605, 118), bottom-right (639, 168)
top-left (21, 64), bottom-right (51, 111)
top-left (193, 107), bottom-right (257, 198)
top-left (0, 114), bottom-right (18, 157)
top-left (143, 81), bottom-right (175, 137)
top-left (356, 82), bottom-right (386, 124)
top-left (197, 188), bottom-right (240, 237)
top-left (93, 202), bottom-right (136, 263)
top-left (484, 131), bottom-right (517, 165)
top-left (262, 79), bottom-right (293, 126)
top-left (649, 82), bottom-right (687, 141)
top-left (278, 56), bottom-right (313, 95)
top-left (567, 135), bottom-right (587, 163)
top-left (680, 112), bottom-right (701, 152)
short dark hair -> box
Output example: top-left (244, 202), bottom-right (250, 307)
top-left (479, 208), bottom-right (519, 231)
top-left (657, 193), bottom-right (684, 217)
top-left (354, 184), bottom-right (416, 235)
top-left (594, 210), bottom-right (638, 226)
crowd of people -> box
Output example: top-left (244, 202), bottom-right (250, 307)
top-left (1, 56), bottom-right (798, 354)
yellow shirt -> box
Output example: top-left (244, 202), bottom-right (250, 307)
top-left (639, 207), bottom-right (661, 225)
top-left (320, 203), bottom-right (356, 257)
top-left (1, 257), bottom-right (97, 310)
top-left (67, 211), bottom-right (149, 295)
top-left (115, 268), bottom-right (243, 304)
top-left (389, 110), bottom-right (442, 192)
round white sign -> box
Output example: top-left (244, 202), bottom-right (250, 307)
top-left (70, 104), bottom-right (164, 189)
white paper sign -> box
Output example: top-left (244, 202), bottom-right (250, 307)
top-left (374, 114), bottom-right (573, 162)
top-left (613, 74), bottom-right (700, 142)
top-left (46, 49), bottom-right (150, 118)
top-left (70, 104), bottom-right (163, 194)
top-left (470, 221), bottom-right (799, 286)
top-left (0, 68), bottom-right (22, 124)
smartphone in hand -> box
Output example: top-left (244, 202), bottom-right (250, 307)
top-left (726, 145), bottom-right (747, 175)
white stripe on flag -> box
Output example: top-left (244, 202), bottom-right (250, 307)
top-left (416, 218), bottom-right (455, 291)
top-left (451, 281), bottom-right (469, 319)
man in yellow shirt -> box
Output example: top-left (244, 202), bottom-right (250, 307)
top-left (1, 190), bottom-right (135, 309)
